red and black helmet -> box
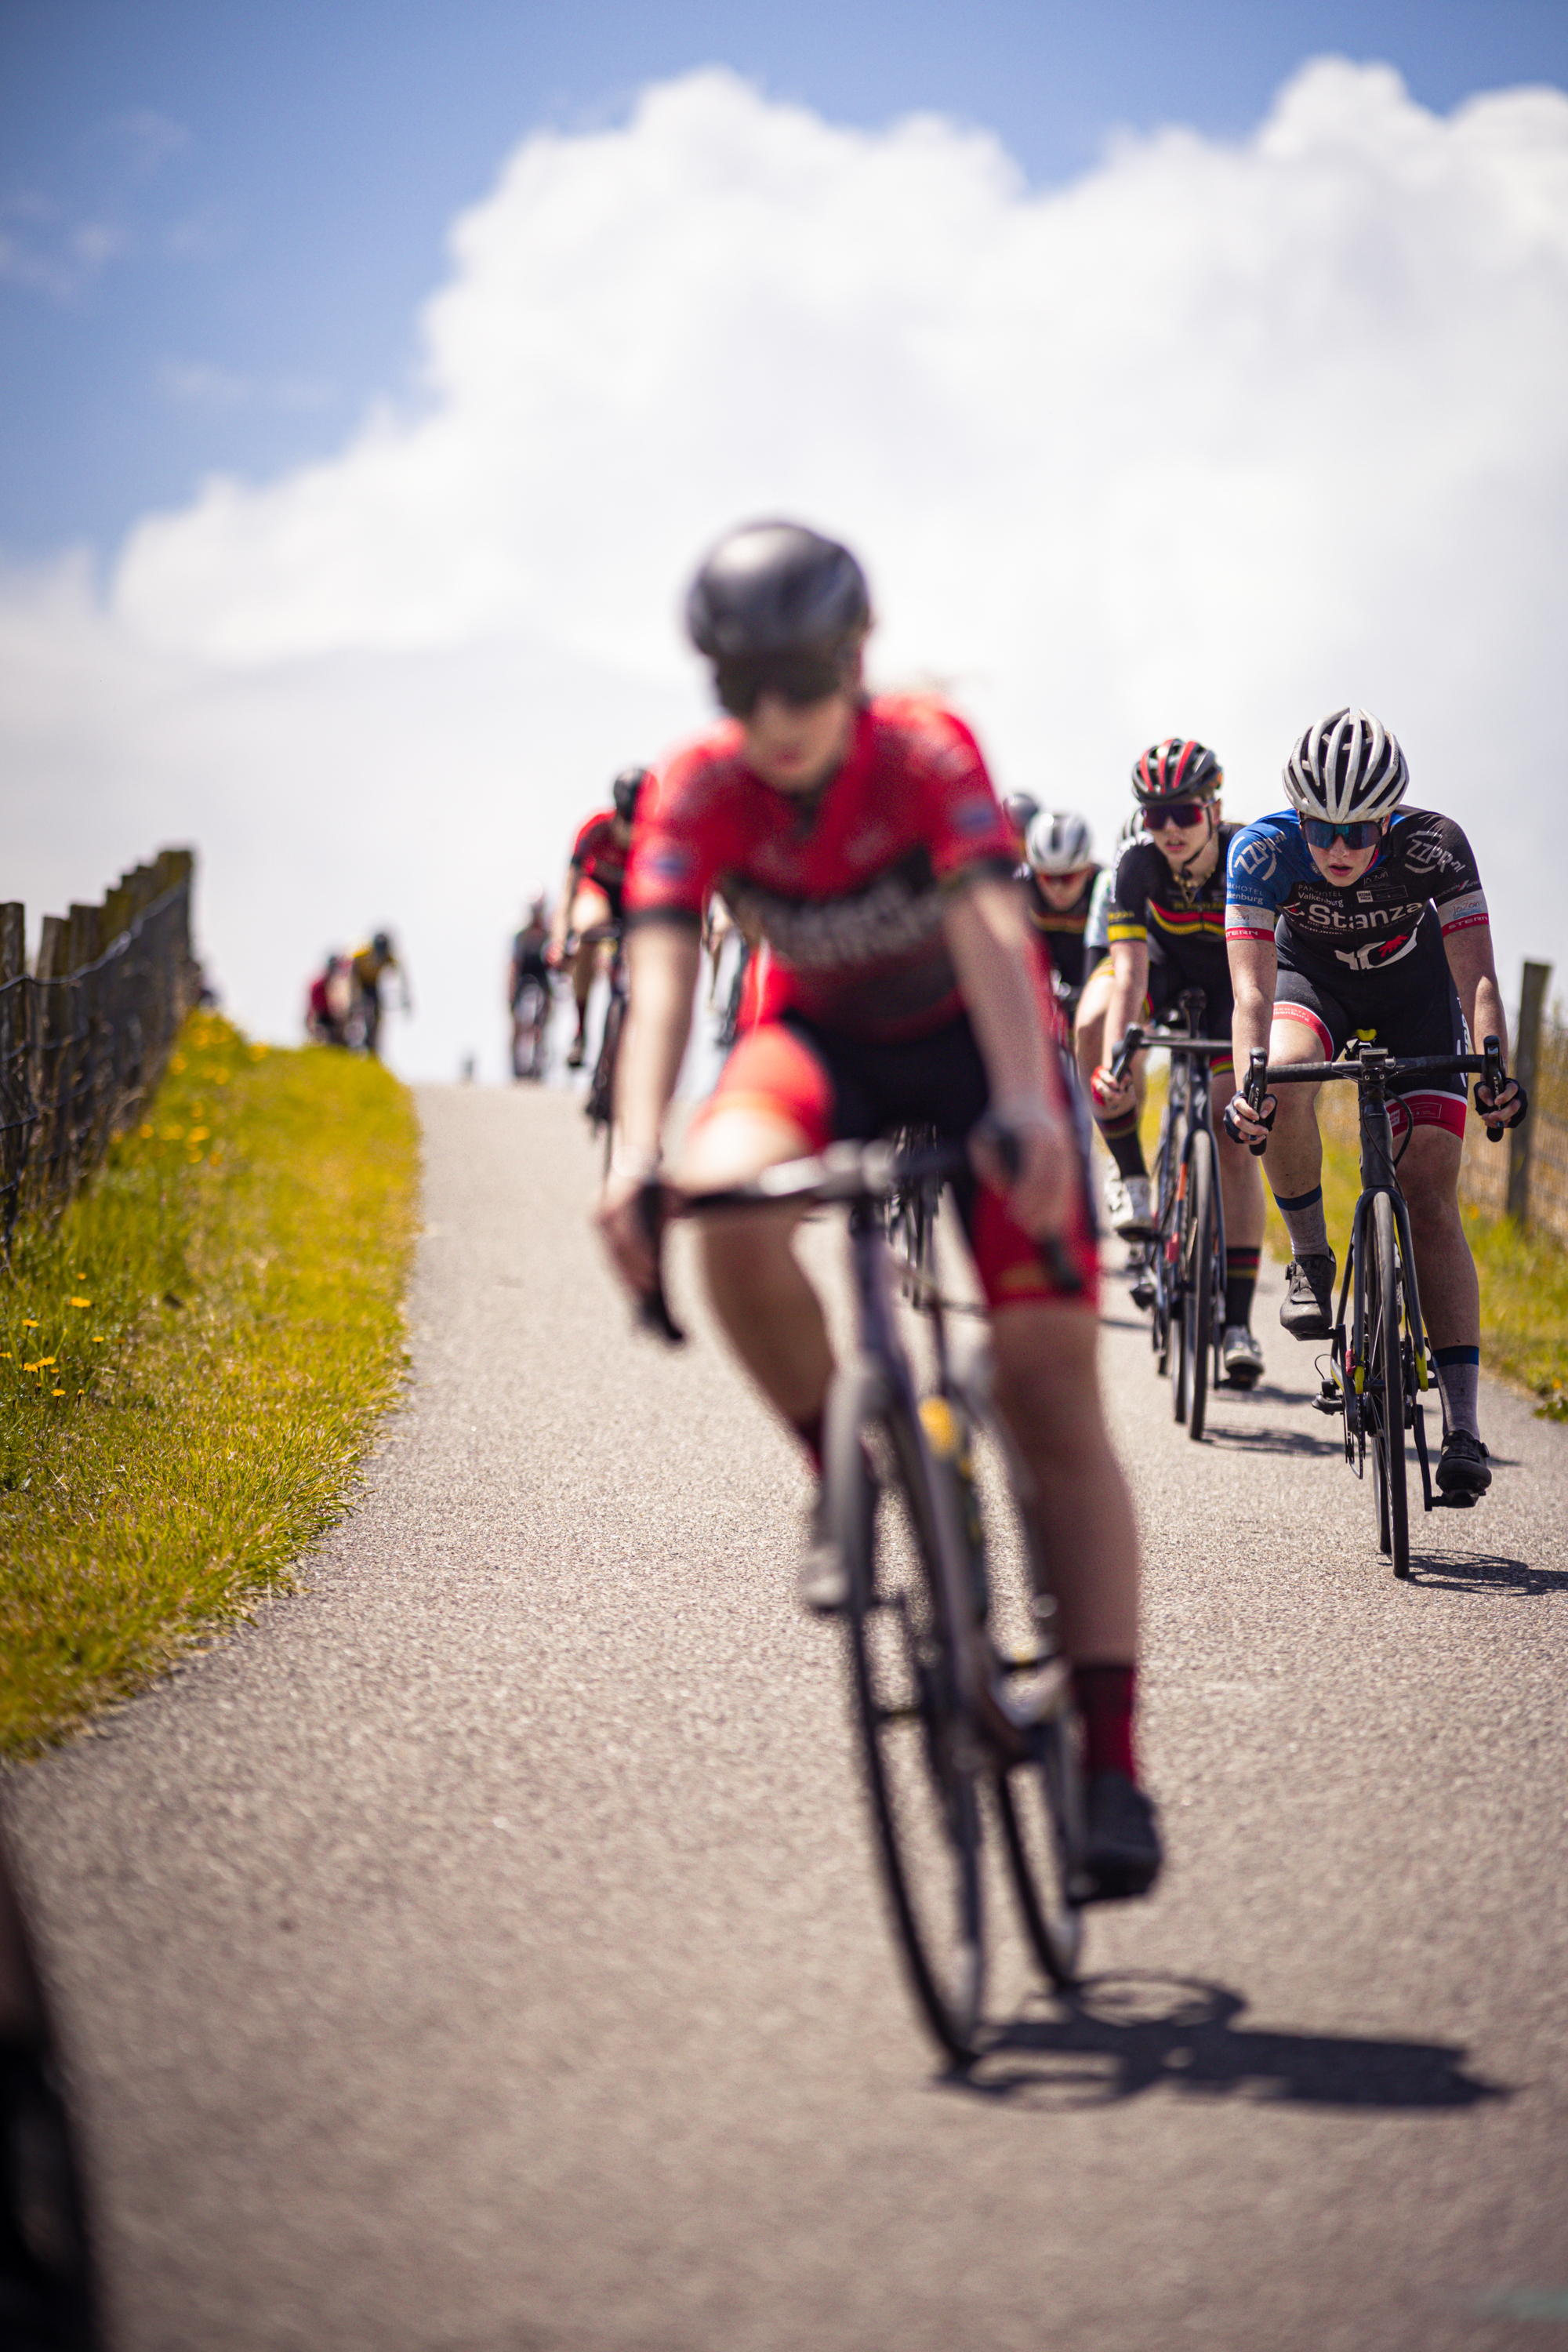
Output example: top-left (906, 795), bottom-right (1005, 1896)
top-left (1131, 738), bottom-right (1222, 807)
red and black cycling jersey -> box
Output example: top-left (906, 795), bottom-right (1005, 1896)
top-left (1025, 866), bottom-right (1102, 997)
top-left (570, 810), bottom-right (631, 900)
top-left (1225, 806), bottom-right (1488, 977)
top-left (625, 695), bottom-right (1018, 1041)
top-left (1107, 826), bottom-right (1236, 1001)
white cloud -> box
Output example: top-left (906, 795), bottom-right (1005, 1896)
top-left (5, 58), bottom-right (1567, 1079)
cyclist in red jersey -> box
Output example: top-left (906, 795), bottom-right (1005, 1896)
top-left (548, 767), bottom-right (650, 1067)
top-left (597, 521), bottom-right (1160, 1900)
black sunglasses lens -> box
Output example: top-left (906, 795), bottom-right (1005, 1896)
top-left (1305, 818), bottom-right (1377, 849)
top-left (714, 656), bottom-right (844, 717)
top-left (1152, 800), bottom-right (1203, 829)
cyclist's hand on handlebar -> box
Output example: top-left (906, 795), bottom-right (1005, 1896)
top-left (1475, 1075), bottom-right (1526, 1133)
top-left (1224, 1090), bottom-right (1276, 1150)
top-left (1089, 1063), bottom-right (1135, 1116)
top-left (972, 1102), bottom-right (1074, 1240)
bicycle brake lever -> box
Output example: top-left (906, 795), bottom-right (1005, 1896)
top-left (1479, 1033), bottom-right (1506, 1143)
top-left (1239, 1048), bottom-right (1274, 1156)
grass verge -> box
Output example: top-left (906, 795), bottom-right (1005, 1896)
top-left (0, 1011), bottom-right (419, 1755)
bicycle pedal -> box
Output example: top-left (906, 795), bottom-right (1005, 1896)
top-left (1432, 1490), bottom-right (1479, 1510)
top-left (1130, 1276), bottom-right (1156, 1312)
top-left (1311, 1387), bottom-right (1344, 1417)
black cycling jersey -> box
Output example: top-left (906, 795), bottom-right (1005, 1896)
top-left (1225, 806), bottom-right (1488, 978)
top-left (1107, 825), bottom-right (1236, 1030)
top-left (1024, 866), bottom-right (1102, 1000)
top-left (510, 927), bottom-right (550, 1006)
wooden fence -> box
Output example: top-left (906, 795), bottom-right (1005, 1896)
top-left (0, 850), bottom-right (201, 1249)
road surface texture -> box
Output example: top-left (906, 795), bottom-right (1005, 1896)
top-left (7, 1083), bottom-right (1567, 2352)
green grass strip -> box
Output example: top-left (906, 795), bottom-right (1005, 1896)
top-left (0, 1011), bottom-right (419, 1756)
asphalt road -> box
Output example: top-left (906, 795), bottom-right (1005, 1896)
top-left (8, 1082), bottom-right (1568, 2352)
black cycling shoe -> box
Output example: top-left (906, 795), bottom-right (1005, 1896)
top-left (1279, 1251), bottom-right (1337, 1340)
top-left (1436, 1428), bottom-right (1492, 1497)
top-left (1079, 1771), bottom-right (1163, 1902)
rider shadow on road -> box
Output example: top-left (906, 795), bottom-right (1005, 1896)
top-left (1200, 1414), bottom-right (1344, 1459)
top-left (956, 1973), bottom-right (1509, 2112)
top-left (1403, 1548), bottom-right (1566, 1598)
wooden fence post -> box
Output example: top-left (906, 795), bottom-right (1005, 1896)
top-left (1506, 960), bottom-right (1552, 1226)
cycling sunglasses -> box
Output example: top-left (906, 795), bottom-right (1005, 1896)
top-left (1301, 816), bottom-right (1384, 851)
top-left (714, 654), bottom-right (847, 719)
top-left (1145, 798), bottom-right (1210, 831)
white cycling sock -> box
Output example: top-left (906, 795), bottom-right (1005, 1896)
top-left (1273, 1184), bottom-right (1329, 1259)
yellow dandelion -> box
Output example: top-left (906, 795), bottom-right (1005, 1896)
top-left (162, 1124), bottom-right (184, 1141)
top-left (170, 1054), bottom-right (187, 1073)
top-left (51, 1388), bottom-right (64, 1397)
top-left (140, 1122), bottom-right (154, 1139)
top-left (23, 1319), bottom-right (38, 1329)
top-left (22, 1360), bottom-right (39, 1372)
top-left (92, 1336), bottom-right (107, 1344)
top-left (187, 1127), bottom-right (210, 1143)
top-left (69, 1296), bottom-right (92, 1308)
top-left (36, 1356), bottom-right (56, 1367)
top-left (0, 1351), bottom-right (10, 1359)
top-left (214, 1069), bottom-right (230, 1084)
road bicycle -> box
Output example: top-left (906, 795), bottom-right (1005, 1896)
top-left (1109, 989), bottom-right (1236, 1441)
top-left (575, 921), bottom-right (626, 1174)
top-left (1242, 1036), bottom-right (1509, 1578)
top-left (641, 1135), bottom-right (1088, 2062)
top-left (510, 971), bottom-right (552, 1082)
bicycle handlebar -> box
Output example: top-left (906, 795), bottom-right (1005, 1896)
top-left (1109, 1023), bottom-right (1233, 1080)
top-left (635, 1126), bottom-right (1083, 1345)
top-left (1242, 1035), bottom-right (1511, 1149)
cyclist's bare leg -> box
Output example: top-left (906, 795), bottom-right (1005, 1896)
top-left (1254, 1018), bottom-right (1326, 1199)
top-left (1398, 1125), bottom-right (1478, 1349)
top-left (677, 1106), bottom-right (833, 1432)
top-left (567, 882), bottom-right (611, 1058)
top-left (989, 1303), bottom-right (1138, 1661)
top-left (1210, 1066), bottom-right (1265, 1254)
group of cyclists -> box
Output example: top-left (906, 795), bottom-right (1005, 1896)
top-left (304, 931), bottom-right (410, 1058)
top-left (544, 518), bottom-right (1523, 1906)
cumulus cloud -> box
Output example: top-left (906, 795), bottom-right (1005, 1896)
top-left (5, 58), bottom-right (1567, 1076)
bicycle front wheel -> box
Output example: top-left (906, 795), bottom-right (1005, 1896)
top-left (1183, 1134), bottom-right (1217, 1441)
top-left (829, 1363), bottom-right (985, 2062)
top-left (1367, 1191), bottom-right (1410, 1576)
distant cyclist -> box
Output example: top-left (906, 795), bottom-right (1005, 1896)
top-left (305, 953), bottom-right (350, 1047)
top-left (597, 518), bottom-right (1161, 1899)
top-left (1023, 811), bottom-right (1101, 1028)
top-left (510, 896), bottom-right (553, 1079)
top-left (550, 767), bottom-right (650, 1069)
top-left (349, 931), bottom-right (410, 1058)
top-left (1077, 740), bottom-right (1266, 1386)
top-left (1225, 709), bottom-right (1523, 1496)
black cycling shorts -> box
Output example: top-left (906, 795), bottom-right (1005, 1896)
top-left (1274, 917), bottom-right (1467, 1138)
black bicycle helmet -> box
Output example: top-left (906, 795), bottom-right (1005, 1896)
top-left (1131, 738), bottom-right (1222, 807)
top-left (1284, 708), bottom-right (1408, 824)
top-left (612, 765), bottom-right (652, 822)
top-left (685, 521), bottom-right (870, 663)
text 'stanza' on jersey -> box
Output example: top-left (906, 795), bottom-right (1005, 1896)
top-left (1225, 808), bottom-right (1488, 976)
top-left (624, 697), bottom-right (1018, 1041)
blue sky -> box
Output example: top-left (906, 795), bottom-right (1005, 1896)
top-left (3, 0), bottom-right (1566, 555)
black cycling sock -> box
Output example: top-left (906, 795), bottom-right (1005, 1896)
top-left (1432, 1344), bottom-right (1480, 1439)
top-left (1098, 1109), bottom-right (1147, 1181)
top-left (1225, 1245), bottom-right (1260, 1330)
top-left (1273, 1183), bottom-right (1328, 1258)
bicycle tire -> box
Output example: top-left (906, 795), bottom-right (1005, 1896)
top-left (829, 1362), bottom-right (986, 2061)
top-left (946, 1385), bottom-right (1083, 1989)
top-left (1367, 1191), bottom-right (1410, 1576)
top-left (1183, 1134), bottom-right (1217, 1441)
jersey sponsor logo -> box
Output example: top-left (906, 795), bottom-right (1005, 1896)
top-left (644, 844), bottom-right (696, 886)
top-left (1229, 832), bottom-right (1285, 883)
top-left (1332, 928), bottom-right (1421, 974)
top-left (724, 851), bottom-right (944, 973)
top-left (951, 793), bottom-right (1004, 837)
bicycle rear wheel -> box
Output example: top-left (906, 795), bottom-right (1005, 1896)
top-left (829, 1363), bottom-right (985, 2061)
top-left (1183, 1134), bottom-right (1217, 1441)
top-left (1367, 1191), bottom-right (1410, 1576)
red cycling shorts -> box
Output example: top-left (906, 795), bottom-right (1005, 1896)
top-left (690, 1010), bottom-right (1099, 1313)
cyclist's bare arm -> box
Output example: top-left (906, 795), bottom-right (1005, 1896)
top-left (942, 876), bottom-right (1073, 1238)
top-left (550, 858), bottom-right (585, 957)
top-left (598, 920), bottom-right (700, 1290)
top-left (1226, 933), bottom-right (1287, 1140)
top-left (1445, 923), bottom-right (1519, 1116)
top-left (1095, 938), bottom-right (1148, 1109)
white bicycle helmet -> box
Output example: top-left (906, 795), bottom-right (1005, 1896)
top-left (1025, 810), bottom-right (1094, 874)
top-left (1284, 708), bottom-right (1408, 825)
